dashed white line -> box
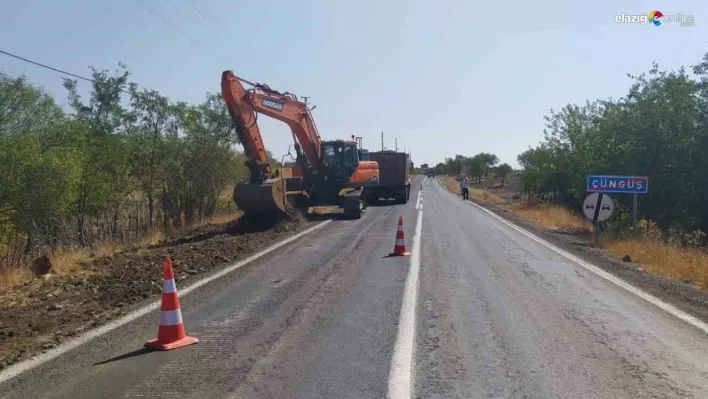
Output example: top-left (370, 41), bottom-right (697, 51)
top-left (0, 220), bottom-right (332, 385)
top-left (388, 189), bottom-right (423, 399)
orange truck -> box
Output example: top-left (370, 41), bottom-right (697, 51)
top-left (363, 151), bottom-right (412, 204)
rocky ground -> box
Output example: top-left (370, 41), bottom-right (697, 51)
top-left (0, 213), bottom-right (323, 369)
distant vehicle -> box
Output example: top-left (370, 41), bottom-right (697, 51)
top-left (363, 151), bottom-right (412, 204)
top-left (426, 168), bottom-right (435, 178)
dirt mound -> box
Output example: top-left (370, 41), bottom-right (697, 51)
top-left (0, 215), bottom-right (316, 370)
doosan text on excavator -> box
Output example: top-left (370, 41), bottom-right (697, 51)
top-left (220, 70), bottom-right (381, 219)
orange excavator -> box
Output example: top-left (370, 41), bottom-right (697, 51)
top-left (221, 70), bottom-right (380, 219)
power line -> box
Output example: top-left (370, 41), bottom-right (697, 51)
top-left (138, 0), bottom-right (355, 131)
top-left (190, 0), bottom-right (228, 30)
top-left (0, 47), bottom-right (357, 143)
top-left (0, 48), bottom-right (257, 98)
top-left (0, 48), bottom-right (278, 142)
top-left (166, 0), bottom-right (202, 27)
top-left (0, 48), bottom-right (168, 106)
top-left (0, 49), bottom-right (94, 84)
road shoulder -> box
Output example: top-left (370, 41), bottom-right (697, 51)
top-left (434, 177), bottom-right (708, 324)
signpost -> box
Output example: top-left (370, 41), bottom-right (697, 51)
top-left (587, 175), bottom-right (648, 231)
top-left (583, 192), bottom-right (614, 246)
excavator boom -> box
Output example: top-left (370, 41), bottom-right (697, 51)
top-left (221, 71), bottom-right (272, 182)
top-left (221, 70), bottom-right (379, 219)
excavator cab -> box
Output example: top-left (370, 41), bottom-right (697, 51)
top-left (310, 140), bottom-right (378, 209)
top-left (320, 140), bottom-right (358, 184)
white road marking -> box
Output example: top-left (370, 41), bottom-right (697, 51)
top-left (388, 190), bottom-right (423, 399)
top-left (415, 192), bottom-right (422, 210)
top-left (440, 180), bottom-right (708, 335)
top-left (0, 220), bottom-right (332, 384)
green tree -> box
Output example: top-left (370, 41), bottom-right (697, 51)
top-left (516, 52), bottom-right (708, 238)
top-left (63, 64), bottom-right (132, 246)
top-left (0, 73), bottom-right (78, 254)
top-left (496, 163), bottom-right (513, 187)
top-left (125, 87), bottom-right (175, 227)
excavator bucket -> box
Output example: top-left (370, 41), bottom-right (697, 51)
top-left (233, 178), bottom-right (293, 219)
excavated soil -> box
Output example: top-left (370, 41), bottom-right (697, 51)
top-left (0, 214), bottom-right (318, 369)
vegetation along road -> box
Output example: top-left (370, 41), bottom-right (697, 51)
top-left (4, 37), bottom-right (708, 399)
top-left (0, 177), bottom-right (707, 398)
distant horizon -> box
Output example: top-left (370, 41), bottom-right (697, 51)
top-left (1, 0), bottom-right (706, 168)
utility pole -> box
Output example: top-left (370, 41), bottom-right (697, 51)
top-left (381, 132), bottom-right (384, 151)
top-left (395, 137), bottom-right (398, 152)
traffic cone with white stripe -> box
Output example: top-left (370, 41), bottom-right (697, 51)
top-left (389, 216), bottom-right (411, 256)
top-left (145, 258), bottom-right (199, 351)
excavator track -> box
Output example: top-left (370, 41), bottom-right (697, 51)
top-left (342, 189), bottom-right (365, 219)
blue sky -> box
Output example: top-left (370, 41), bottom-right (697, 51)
top-left (1, 0), bottom-right (706, 168)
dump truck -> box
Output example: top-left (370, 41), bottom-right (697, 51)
top-left (221, 70), bottom-right (380, 219)
top-left (363, 151), bottom-right (411, 204)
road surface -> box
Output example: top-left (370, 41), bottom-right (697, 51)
top-left (2, 176), bottom-right (707, 398)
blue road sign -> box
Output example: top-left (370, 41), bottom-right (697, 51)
top-left (587, 175), bottom-right (648, 194)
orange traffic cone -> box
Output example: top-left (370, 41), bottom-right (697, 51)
top-left (145, 258), bottom-right (199, 351)
top-left (389, 216), bottom-right (411, 256)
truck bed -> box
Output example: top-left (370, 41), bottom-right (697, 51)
top-left (364, 151), bottom-right (411, 203)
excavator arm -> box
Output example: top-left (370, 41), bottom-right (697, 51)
top-left (221, 70), bottom-right (322, 181)
top-left (220, 70), bottom-right (379, 220)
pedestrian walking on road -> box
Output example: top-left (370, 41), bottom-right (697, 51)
top-left (459, 177), bottom-right (469, 200)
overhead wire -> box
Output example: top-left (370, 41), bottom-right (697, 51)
top-left (0, 47), bottom-right (285, 147)
top-left (2, 0), bottom-right (360, 145)
top-left (189, 0), bottom-right (229, 29)
top-left (0, 48), bottom-right (160, 107)
top-left (165, 0), bottom-right (202, 27)
top-left (137, 0), bottom-right (352, 129)
top-left (0, 49), bottom-right (95, 84)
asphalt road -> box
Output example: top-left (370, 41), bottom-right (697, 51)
top-left (2, 175), bottom-right (708, 398)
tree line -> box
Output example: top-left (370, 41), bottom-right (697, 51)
top-left (516, 52), bottom-right (708, 243)
top-left (420, 153), bottom-right (514, 187)
top-left (0, 64), bottom-right (278, 266)
top-left (430, 51), bottom-right (708, 244)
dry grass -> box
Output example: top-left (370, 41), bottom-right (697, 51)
top-left (0, 267), bottom-right (32, 292)
top-left (602, 238), bottom-right (708, 289)
top-left (0, 210), bottom-right (244, 293)
top-left (471, 188), bottom-right (504, 204)
top-left (440, 175), bottom-right (590, 231)
top-left (506, 202), bottom-right (592, 231)
top-left (51, 241), bottom-right (124, 276)
top-left (194, 211), bottom-right (243, 227)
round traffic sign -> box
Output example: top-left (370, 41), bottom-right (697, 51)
top-left (583, 192), bottom-right (614, 222)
